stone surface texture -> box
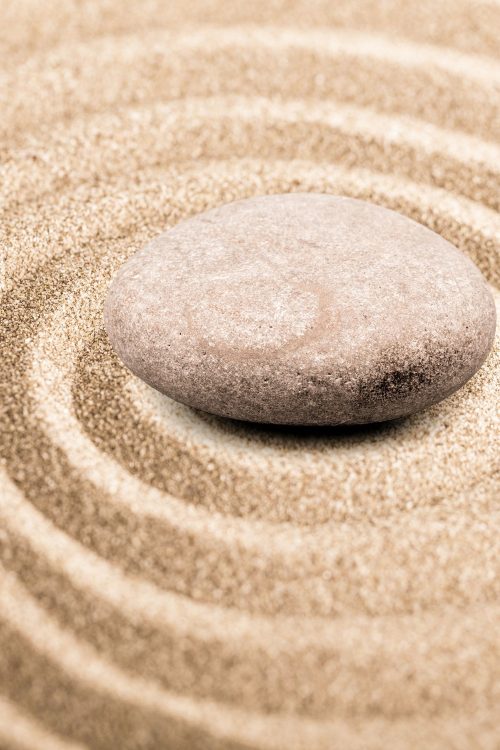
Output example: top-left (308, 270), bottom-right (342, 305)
top-left (104, 194), bottom-right (496, 425)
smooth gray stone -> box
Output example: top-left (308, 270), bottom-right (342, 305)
top-left (104, 194), bottom-right (496, 425)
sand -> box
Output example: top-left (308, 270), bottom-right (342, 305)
top-left (0, 1), bottom-right (499, 749)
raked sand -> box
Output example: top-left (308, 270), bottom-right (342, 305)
top-left (0, 1), bottom-right (499, 749)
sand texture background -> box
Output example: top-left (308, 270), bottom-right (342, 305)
top-left (1, 1), bottom-right (500, 748)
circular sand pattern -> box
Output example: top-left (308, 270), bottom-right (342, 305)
top-left (1, 3), bottom-right (499, 749)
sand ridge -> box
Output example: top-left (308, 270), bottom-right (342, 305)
top-left (0, 1), bottom-right (499, 748)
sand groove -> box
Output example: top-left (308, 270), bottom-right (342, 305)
top-left (1, 1), bottom-right (499, 748)
top-left (3, 28), bottom-right (500, 144)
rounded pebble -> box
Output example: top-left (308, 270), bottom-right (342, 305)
top-left (104, 194), bottom-right (496, 425)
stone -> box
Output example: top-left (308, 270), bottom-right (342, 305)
top-left (104, 194), bottom-right (496, 425)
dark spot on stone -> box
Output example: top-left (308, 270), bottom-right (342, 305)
top-left (378, 365), bottom-right (431, 396)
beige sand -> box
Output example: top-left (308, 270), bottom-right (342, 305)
top-left (0, 1), bottom-right (499, 748)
